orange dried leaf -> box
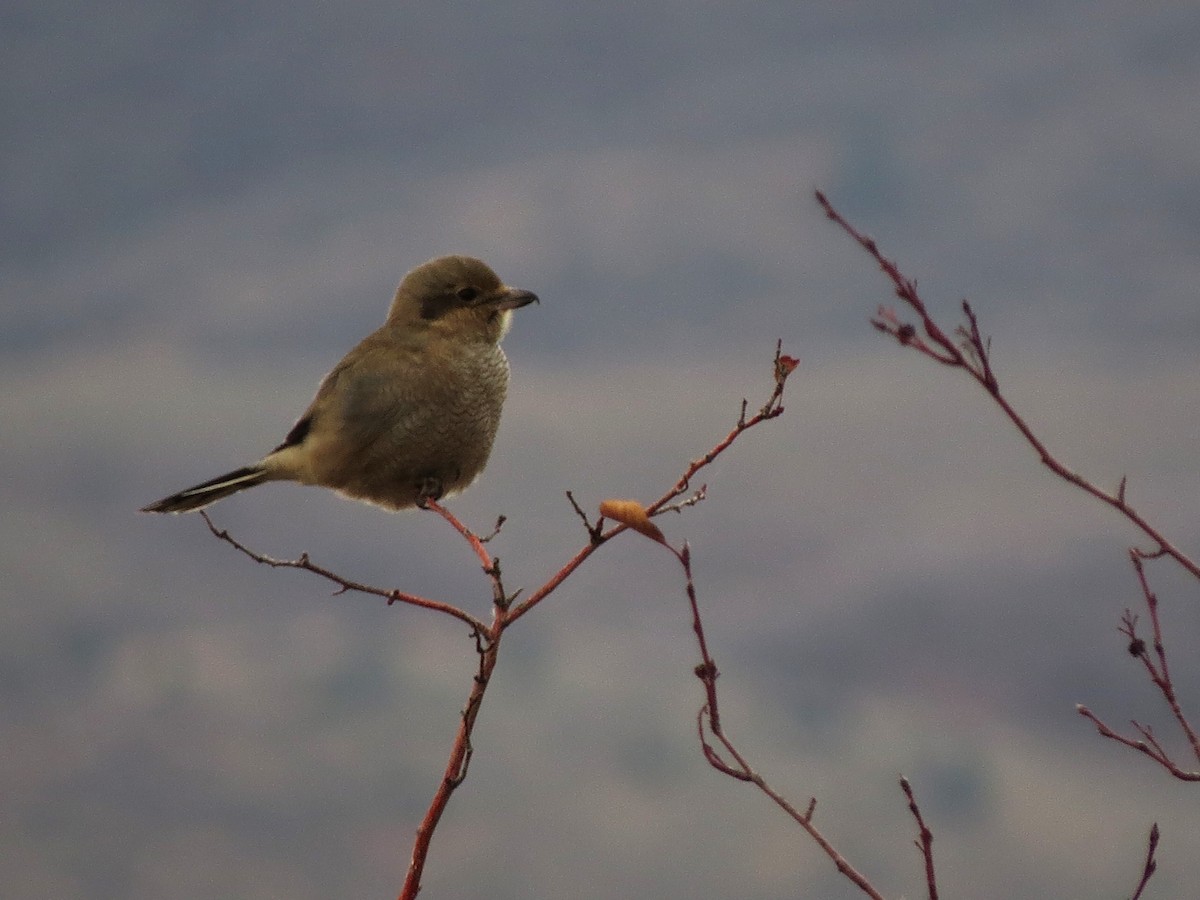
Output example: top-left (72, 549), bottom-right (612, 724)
top-left (599, 499), bottom-right (666, 544)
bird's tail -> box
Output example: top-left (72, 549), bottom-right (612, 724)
top-left (140, 466), bottom-right (269, 514)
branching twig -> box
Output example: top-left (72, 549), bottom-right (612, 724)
top-left (657, 485), bottom-right (708, 515)
top-left (650, 340), bottom-right (796, 516)
top-left (1075, 547), bottom-right (1200, 779)
top-left (423, 498), bottom-right (494, 573)
top-left (819, 190), bottom-right (1200, 787)
top-left (565, 489), bottom-right (603, 542)
top-left (198, 510), bottom-right (486, 632)
top-left (816, 190), bottom-right (1200, 581)
top-left (658, 531), bottom-right (886, 899)
top-left (399, 502), bottom-right (507, 900)
top-left (400, 590), bottom-right (503, 900)
top-left (1125, 551), bottom-right (1200, 764)
top-left (595, 485), bottom-right (886, 898)
top-left (197, 345), bottom-right (797, 898)
top-left (505, 344), bottom-right (796, 626)
top-left (818, 190), bottom-right (1197, 894)
top-left (1077, 705), bottom-right (1200, 781)
top-left (200, 504), bottom-right (509, 900)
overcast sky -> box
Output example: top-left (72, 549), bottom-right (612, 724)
top-left (5, 2), bottom-right (1200, 898)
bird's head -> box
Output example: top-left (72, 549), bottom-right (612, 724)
top-left (388, 255), bottom-right (539, 342)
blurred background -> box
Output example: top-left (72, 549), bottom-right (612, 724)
top-left (5, 2), bottom-right (1200, 897)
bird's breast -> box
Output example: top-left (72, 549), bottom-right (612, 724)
top-left (321, 343), bottom-right (511, 509)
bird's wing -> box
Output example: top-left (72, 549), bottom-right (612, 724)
top-left (269, 329), bottom-right (434, 460)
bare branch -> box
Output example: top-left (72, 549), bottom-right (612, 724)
top-left (901, 777), bottom-right (939, 900)
top-left (507, 344), bottom-right (795, 626)
top-left (198, 511), bottom-right (486, 632)
top-left (1128, 551), bottom-right (1200, 763)
top-left (1129, 823), bottom-right (1160, 900)
top-left (669, 535), bottom-right (886, 898)
top-left (479, 515), bottom-right (507, 543)
top-left (565, 489), bottom-right (603, 542)
top-left (400, 599), bottom-right (503, 900)
top-left (405, 343), bottom-right (800, 892)
top-left (1077, 552), bottom-right (1200, 779)
top-left (649, 341), bottom-right (795, 516)
top-left (817, 190), bottom-right (1200, 580)
top-left (655, 484), bottom-right (708, 516)
top-left (422, 498), bottom-right (495, 574)
top-left (1076, 706), bottom-right (1200, 781)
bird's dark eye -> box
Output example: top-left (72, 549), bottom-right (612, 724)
top-left (456, 286), bottom-right (479, 303)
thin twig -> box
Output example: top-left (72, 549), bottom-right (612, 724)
top-left (816, 190), bottom-right (1200, 580)
top-left (656, 485), bottom-right (708, 515)
top-left (479, 515), bottom-right (507, 543)
top-left (1129, 823), bottom-right (1160, 900)
top-left (565, 490), bottom-right (603, 542)
top-left (423, 498), bottom-right (494, 573)
top-left (198, 511), bottom-right (486, 632)
top-left (1076, 706), bottom-right (1200, 781)
top-left (649, 340), bottom-right (795, 516)
top-left (901, 777), bottom-right (939, 900)
top-left (506, 345), bottom-right (796, 626)
top-left (654, 534), bottom-right (885, 898)
top-left (1074, 547), bottom-right (1200, 779)
top-left (1128, 551), bottom-right (1200, 764)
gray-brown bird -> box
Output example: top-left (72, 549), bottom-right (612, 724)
top-left (141, 255), bottom-right (538, 514)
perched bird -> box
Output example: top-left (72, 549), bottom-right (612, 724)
top-left (141, 255), bottom-right (538, 514)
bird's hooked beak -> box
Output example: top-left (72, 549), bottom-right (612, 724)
top-left (493, 287), bottom-right (539, 311)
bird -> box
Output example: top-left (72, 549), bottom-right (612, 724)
top-left (141, 255), bottom-right (538, 514)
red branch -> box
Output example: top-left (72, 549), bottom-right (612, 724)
top-left (423, 498), bottom-right (494, 572)
top-left (397, 501), bottom-right (507, 900)
top-left (666, 534), bottom-right (887, 899)
top-left (901, 776), bottom-right (939, 900)
top-left (199, 344), bottom-right (797, 899)
top-left (818, 190), bottom-right (1181, 895)
top-left (1129, 823), bottom-right (1160, 900)
top-left (817, 190), bottom-right (1200, 787)
top-left (1077, 556), bottom-right (1200, 780)
top-left (816, 190), bottom-right (1200, 581)
top-left (198, 511), bottom-right (486, 633)
top-left (505, 340), bottom-right (794, 626)
top-left (602, 530), bottom-right (894, 896)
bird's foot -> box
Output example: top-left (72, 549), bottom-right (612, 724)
top-left (415, 476), bottom-right (445, 509)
